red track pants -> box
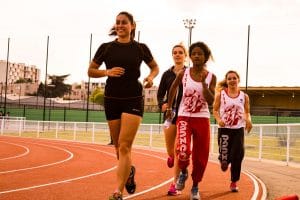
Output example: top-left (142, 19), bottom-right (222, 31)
top-left (176, 116), bottom-right (210, 183)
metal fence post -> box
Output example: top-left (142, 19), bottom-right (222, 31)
top-left (210, 125), bottom-right (216, 154)
top-left (73, 122), bottom-right (76, 140)
top-left (18, 119), bottom-right (22, 136)
top-left (0, 118), bottom-right (4, 135)
top-left (56, 122), bottom-right (58, 139)
top-left (286, 125), bottom-right (290, 166)
top-left (37, 121), bottom-right (40, 138)
top-left (259, 125), bottom-right (263, 161)
top-left (149, 124), bottom-right (153, 148)
top-left (92, 123), bottom-right (95, 143)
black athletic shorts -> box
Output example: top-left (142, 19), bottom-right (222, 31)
top-left (104, 96), bottom-right (144, 120)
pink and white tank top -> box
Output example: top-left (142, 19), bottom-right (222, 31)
top-left (177, 68), bottom-right (212, 118)
top-left (220, 89), bottom-right (246, 128)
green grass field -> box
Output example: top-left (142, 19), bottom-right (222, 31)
top-left (7, 107), bottom-right (300, 124)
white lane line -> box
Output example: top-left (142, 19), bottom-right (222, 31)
top-left (0, 166), bottom-right (117, 194)
top-left (256, 175), bottom-right (267, 200)
top-left (69, 145), bottom-right (265, 200)
top-left (67, 145), bottom-right (178, 199)
top-left (0, 142), bottom-right (73, 174)
top-left (2, 139), bottom-right (262, 199)
top-left (124, 178), bottom-right (173, 199)
top-left (244, 170), bottom-right (267, 200)
top-left (132, 150), bottom-right (166, 161)
top-left (123, 150), bottom-right (173, 199)
top-left (59, 144), bottom-right (117, 157)
top-left (243, 170), bottom-right (260, 200)
top-left (0, 141), bottom-right (171, 196)
top-left (0, 141), bottom-right (117, 194)
top-left (208, 160), bottom-right (264, 200)
top-left (0, 141), bottom-right (29, 160)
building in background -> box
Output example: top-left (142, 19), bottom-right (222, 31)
top-left (240, 87), bottom-right (300, 116)
top-left (0, 60), bottom-right (40, 84)
top-left (1, 59), bottom-right (298, 114)
top-left (67, 81), bottom-right (104, 100)
top-left (0, 60), bottom-right (40, 96)
top-left (65, 81), bottom-right (159, 112)
top-left (144, 86), bottom-right (158, 112)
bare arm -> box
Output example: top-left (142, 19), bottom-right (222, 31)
top-left (213, 91), bottom-right (225, 127)
top-left (87, 61), bottom-right (125, 78)
top-left (244, 93), bottom-right (252, 133)
top-left (87, 61), bottom-right (107, 78)
top-left (202, 74), bottom-right (216, 105)
top-left (143, 59), bottom-right (159, 88)
top-left (165, 70), bottom-right (184, 119)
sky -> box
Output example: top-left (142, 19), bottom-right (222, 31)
top-left (0, 0), bottom-right (300, 87)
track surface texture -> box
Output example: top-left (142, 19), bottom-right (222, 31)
top-left (1, 136), bottom-right (295, 200)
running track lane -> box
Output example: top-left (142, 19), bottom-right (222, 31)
top-left (0, 136), bottom-right (265, 200)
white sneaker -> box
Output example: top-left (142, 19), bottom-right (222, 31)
top-left (190, 186), bottom-right (200, 200)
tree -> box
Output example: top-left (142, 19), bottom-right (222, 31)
top-left (37, 74), bottom-right (71, 98)
top-left (15, 78), bottom-right (32, 83)
top-left (89, 87), bottom-right (104, 105)
top-left (37, 83), bottom-right (44, 96)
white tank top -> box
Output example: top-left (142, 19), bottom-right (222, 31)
top-left (177, 68), bottom-right (212, 118)
top-left (219, 89), bottom-right (246, 128)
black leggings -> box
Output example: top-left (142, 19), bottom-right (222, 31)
top-left (218, 127), bottom-right (245, 182)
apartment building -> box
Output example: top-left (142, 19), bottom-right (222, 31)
top-left (67, 81), bottom-right (159, 111)
top-left (0, 60), bottom-right (40, 84)
top-left (0, 60), bottom-right (40, 96)
top-left (67, 81), bottom-right (105, 100)
top-left (144, 86), bottom-right (159, 112)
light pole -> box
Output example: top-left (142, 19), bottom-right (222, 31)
top-left (18, 84), bottom-right (21, 107)
top-left (4, 38), bottom-right (10, 115)
top-left (43, 36), bottom-right (49, 122)
top-left (34, 80), bottom-right (39, 108)
top-left (47, 84), bottom-right (55, 121)
top-left (68, 88), bottom-right (71, 110)
top-left (86, 33), bottom-right (92, 123)
top-left (245, 25), bottom-right (250, 92)
top-left (183, 19), bottom-right (196, 54)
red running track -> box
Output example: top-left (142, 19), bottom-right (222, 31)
top-left (0, 136), bottom-right (265, 200)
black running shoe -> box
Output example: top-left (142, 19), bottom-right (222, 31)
top-left (125, 165), bottom-right (136, 194)
top-left (221, 161), bottom-right (228, 172)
